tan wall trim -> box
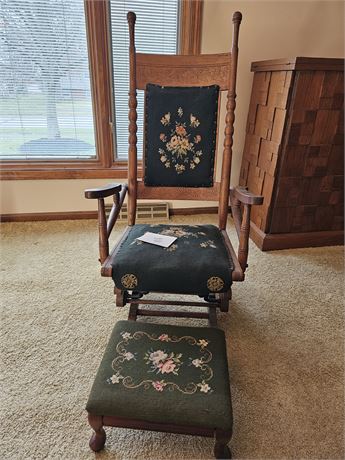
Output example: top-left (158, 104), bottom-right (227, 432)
top-left (0, 206), bottom-right (218, 222)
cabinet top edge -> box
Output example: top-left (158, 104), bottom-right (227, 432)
top-left (251, 57), bottom-right (344, 72)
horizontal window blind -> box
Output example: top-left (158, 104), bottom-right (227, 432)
top-left (109, 0), bottom-right (179, 159)
top-left (0, 0), bottom-right (96, 159)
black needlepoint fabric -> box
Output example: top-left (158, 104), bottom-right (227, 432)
top-left (111, 224), bottom-right (233, 295)
top-left (144, 84), bottom-right (219, 187)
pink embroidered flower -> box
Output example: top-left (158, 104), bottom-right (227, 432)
top-left (158, 334), bottom-right (169, 341)
top-left (194, 135), bottom-right (201, 143)
top-left (158, 359), bottom-right (176, 374)
top-left (176, 125), bottom-right (186, 136)
top-left (160, 133), bottom-right (166, 142)
top-left (152, 381), bottom-right (165, 392)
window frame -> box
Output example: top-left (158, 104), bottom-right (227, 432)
top-left (0, 0), bottom-right (203, 180)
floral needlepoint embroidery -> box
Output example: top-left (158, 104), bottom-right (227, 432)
top-left (190, 114), bottom-right (200, 128)
top-left (197, 339), bottom-right (209, 348)
top-left (158, 334), bottom-right (170, 342)
top-left (200, 240), bottom-right (217, 249)
top-left (109, 373), bottom-right (123, 384)
top-left (159, 107), bottom-right (203, 174)
top-left (192, 358), bottom-right (202, 368)
top-left (108, 330), bottom-right (214, 395)
top-left (145, 349), bottom-right (182, 376)
top-left (198, 381), bottom-right (211, 393)
top-left (152, 380), bottom-right (167, 392)
top-left (121, 332), bottom-right (132, 340)
top-left (123, 352), bottom-right (135, 361)
top-left (161, 112), bottom-right (171, 126)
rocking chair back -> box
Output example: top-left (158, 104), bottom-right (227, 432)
top-left (126, 11), bottom-right (242, 230)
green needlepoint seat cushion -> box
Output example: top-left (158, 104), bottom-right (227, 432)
top-left (86, 321), bottom-right (233, 431)
top-left (111, 224), bottom-right (233, 295)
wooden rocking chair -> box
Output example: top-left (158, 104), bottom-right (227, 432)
top-left (85, 11), bottom-right (263, 326)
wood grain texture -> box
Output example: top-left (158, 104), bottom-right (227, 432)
top-left (218, 12), bottom-right (242, 229)
top-left (240, 68), bottom-right (292, 232)
top-left (179, 0), bottom-right (204, 55)
top-left (240, 58), bottom-right (344, 248)
top-left (250, 221), bottom-right (344, 251)
top-left (127, 12), bottom-right (138, 226)
top-left (251, 57), bottom-right (344, 72)
top-left (136, 53), bottom-right (231, 90)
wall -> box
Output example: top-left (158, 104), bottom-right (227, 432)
top-left (1, 0), bottom-right (344, 215)
top-left (202, 0), bottom-right (344, 185)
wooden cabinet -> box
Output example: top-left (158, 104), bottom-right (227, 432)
top-left (240, 57), bottom-right (344, 250)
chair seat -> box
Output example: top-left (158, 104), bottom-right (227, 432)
top-left (86, 320), bottom-right (233, 431)
top-left (111, 224), bottom-right (233, 295)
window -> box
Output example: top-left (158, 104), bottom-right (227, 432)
top-left (0, 0), bottom-right (203, 179)
top-left (109, 0), bottom-right (179, 159)
top-left (0, 0), bottom-right (96, 160)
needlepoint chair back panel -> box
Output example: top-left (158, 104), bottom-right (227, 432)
top-left (144, 84), bottom-right (219, 187)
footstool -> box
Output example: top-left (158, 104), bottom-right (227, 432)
top-left (86, 320), bottom-right (233, 458)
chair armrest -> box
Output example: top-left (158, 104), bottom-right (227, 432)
top-left (231, 186), bottom-right (263, 205)
top-left (84, 183), bottom-right (127, 264)
top-left (229, 186), bottom-right (263, 273)
top-left (85, 183), bottom-right (123, 199)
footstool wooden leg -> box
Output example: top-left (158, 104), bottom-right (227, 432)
top-left (214, 430), bottom-right (232, 459)
top-left (88, 414), bottom-right (106, 452)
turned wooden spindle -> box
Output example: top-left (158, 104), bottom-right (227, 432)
top-left (98, 198), bottom-right (109, 263)
top-left (127, 11), bottom-right (138, 226)
top-left (219, 11), bottom-right (242, 230)
top-left (238, 204), bottom-right (251, 271)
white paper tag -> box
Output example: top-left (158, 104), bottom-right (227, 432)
top-left (136, 232), bottom-right (177, 248)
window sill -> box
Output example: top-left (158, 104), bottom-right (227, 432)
top-left (0, 162), bottom-right (140, 180)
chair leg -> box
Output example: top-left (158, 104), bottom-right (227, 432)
top-left (219, 291), bottom-right (230, 312)
top-left (115, 287), bottom-right (125, 307)
top-left (128, 303), bottom-right (138, 321)
top-left (88, 414), bottom-right (106, 452)
top-left (214, 430), bottom-right (232, 459)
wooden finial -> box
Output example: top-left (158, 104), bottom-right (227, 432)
top-left (232, 11), bottom-right (242, 24)
top-left (127, 11), bottom-right (136, 24)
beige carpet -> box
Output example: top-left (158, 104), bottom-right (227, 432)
top-left (1, 215), bottom-right (344, 460)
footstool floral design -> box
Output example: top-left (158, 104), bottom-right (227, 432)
top-left (106, 329), bottom-right (214, 394)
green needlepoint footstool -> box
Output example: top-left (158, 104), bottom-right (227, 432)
top-left (86, 320), bottom-right (233, 459)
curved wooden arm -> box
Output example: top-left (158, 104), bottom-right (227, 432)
top-left (84, 183), bottom-right (123, 199)
top-left (232, 186), bottom-right (263, 205)
top-left (230, 186), bottom-right (263, 272)
top-left (84, 184), bottom-right (127, 264)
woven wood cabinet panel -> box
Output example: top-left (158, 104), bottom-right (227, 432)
top-left (239, 57), bottom-right (344, 250)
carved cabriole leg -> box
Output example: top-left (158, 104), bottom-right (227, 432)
top-left (88, 414), bottom-right (106, 452)
top-left (214, 429), bottom-right (232, 459)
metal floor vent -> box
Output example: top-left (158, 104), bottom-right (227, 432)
top-left (105, 202), bottom-right (169, 222)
